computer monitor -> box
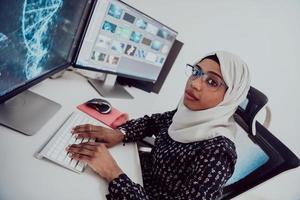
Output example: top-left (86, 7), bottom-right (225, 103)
top-left (75, 0), bottom-right (179, 98)
top-left (0, 0), bottom-right (94, 135)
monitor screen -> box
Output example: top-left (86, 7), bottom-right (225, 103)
top-left (0, 0), bottom-right (88, 100)
top-left (76, 0), bottom-right (178, 82)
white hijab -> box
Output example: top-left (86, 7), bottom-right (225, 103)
top-left (168, 51), bottom-right (251, 143)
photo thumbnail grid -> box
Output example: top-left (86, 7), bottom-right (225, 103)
top-left (90, 1), bottom-right (175, 67)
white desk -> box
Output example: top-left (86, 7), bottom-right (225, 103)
top-left (0, 70), bottom-right (158, 200)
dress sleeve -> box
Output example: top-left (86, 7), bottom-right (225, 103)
top-left (106, 173), bottom-right (150, 200)
top-left (117, 110), bottom-right (176, 142)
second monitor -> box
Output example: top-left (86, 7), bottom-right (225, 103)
top-left (75, 0), bottom-right (178, 98)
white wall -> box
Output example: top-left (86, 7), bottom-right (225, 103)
top-left (123, 0), bottom-right (300, 199)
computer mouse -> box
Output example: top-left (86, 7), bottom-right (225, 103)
top-left (85, 98), bottom-right (112, 114)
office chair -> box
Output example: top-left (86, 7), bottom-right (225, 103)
top-left (221, 87), bottom-right (300, 199)
top-left (137, 86), bottom-right (300, 199)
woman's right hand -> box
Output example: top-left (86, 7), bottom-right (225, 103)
top-left (71, 124), bottom-right (124, 148)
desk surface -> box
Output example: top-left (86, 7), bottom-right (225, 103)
top-left (0, 70), bottom-right (156, 200)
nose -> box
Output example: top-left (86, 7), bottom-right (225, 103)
top-left (190, 77), bottom-right (204, 91)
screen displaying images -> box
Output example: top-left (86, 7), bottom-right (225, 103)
top-left (76, 0), bottom-right (177, 82)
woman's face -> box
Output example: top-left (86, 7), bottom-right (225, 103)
top-left (184, 58), bottom-right (227, 111)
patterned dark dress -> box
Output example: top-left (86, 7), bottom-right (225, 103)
top-left (106, 110), bottom-right (237, 200)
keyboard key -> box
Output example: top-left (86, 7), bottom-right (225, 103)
top-left (76, 161), bottom-right (85, 171)
top-left (70, 159), bottom-right (78, 168)
top-left (74, 138), bottom-right (83, 144)
top-left (64, 154), bottom-right (72, 164)
top-left (57, 153), bottom-right (67, 162)
top-left (82, 138), bottom-right (89, 143)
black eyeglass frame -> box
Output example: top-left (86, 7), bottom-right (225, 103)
top-left (186, 64), bottom-right (228, 90)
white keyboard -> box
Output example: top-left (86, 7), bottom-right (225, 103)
top-left (36, 111), bottom-right (109, 173)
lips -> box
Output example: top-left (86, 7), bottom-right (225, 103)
top-left (185, 90), bottom-right (199, 101)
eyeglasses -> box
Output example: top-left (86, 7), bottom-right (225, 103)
top-left (185, 64), bottom-right (227, 91)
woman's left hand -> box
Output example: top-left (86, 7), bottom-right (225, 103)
top-left (66, 142), bottom-right (123, 182)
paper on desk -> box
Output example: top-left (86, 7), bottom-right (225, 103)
top-left (77, 103), bottom-right (129, 129)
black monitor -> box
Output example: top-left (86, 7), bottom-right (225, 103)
top-left (0, 0), bottom-right (95, 135)
top-left (74, 0), bottom-right (180, 98)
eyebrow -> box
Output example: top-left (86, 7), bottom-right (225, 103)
top-left (195, 64), bottom-right (223, 80)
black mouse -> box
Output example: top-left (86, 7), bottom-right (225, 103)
top-left (85, 98), bottom-right (112, 114)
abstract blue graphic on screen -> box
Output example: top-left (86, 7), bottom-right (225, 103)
top-left (22, 0), bottom-right (63, 79)
top-left (0, 33), bottom-right (9, 49)
top-left (0, 0), bottom-right (87, 97)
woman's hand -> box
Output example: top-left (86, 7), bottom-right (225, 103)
top-left (66, 142), bottom-right (123, 182)
top-left (72, 124), bottom-right (124, 148)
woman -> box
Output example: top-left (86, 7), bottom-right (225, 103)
top-left (67, 51), bottom-right (250, 199)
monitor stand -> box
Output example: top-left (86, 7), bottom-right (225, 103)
top-left (0, 90), bottom-right (61, 136)
top-left (88, 74), bottom-right (133, 99)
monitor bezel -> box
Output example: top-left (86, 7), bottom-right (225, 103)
top-left (73, 0), bottom-right (178, 85)
top-left (0, 0), bottom-right (97, 104)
